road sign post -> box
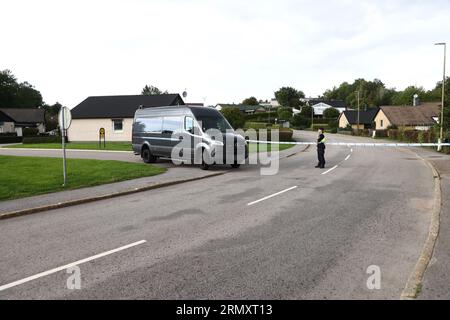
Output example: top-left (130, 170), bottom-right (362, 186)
top-left (58, 107), bottom-right (72, 187)
top-left (99, 127), bottom-right (106, 148)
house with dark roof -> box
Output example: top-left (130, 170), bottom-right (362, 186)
top-left (215, 104), bottom-right (266, 114)
top-left (67, 94), bottom-right (184, 141)
top-left (338, 108), bottom-right (379, 130)
top-left (373, 102), bottom-right (440, 131)
top-left (0, 108), bottom-right (45, 136)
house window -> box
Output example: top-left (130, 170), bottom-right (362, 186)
top-left (112, 119), bottom-right (123, 132)
top-left (380, 120), bottom-right (384, 128)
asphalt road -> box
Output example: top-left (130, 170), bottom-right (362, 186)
top-left (0, 131), bottom-right (436, 299)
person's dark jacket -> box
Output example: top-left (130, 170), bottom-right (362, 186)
top-left (317, 133), bottom-right (326, 150)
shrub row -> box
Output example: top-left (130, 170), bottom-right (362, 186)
top-left (0, 136), bottom-right (23, 143)
top-left (23, 136), bottom-right (67, 144)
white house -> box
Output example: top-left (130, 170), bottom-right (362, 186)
top-left (305, 99), bottom-right (348, 117)
top-left (67, 94), bottom-right (184, 142)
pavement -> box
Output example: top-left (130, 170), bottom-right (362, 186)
top-left (0, 131), bottom-right (447, 299)
top-left (416, 149), bottom-right (450, 299)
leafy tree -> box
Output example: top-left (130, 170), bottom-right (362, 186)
top-left (291, 114), bottom-right (311, 128)
top-left (221, 107), bottom-right (245, 129)
top-left (242, 96), bottom-right (258, 106)
top-left (141, 85), bottom-right (168, 95)
top-left (391, 86), bottom-right (427, 105)
top-left (323, 107), bottom-right (340, 119)
top-left (43, 102), bottom-right (63, 131)
top-left (0, 69), bottom-right (43, 108)
top-left (277, 107), bottom-right (293, 121)
top-left (323, 78), bottom-right (393, 108)
top-left (274, 87), bottom-right (305, 109)
top-left (300, 105), bottom-right (313, 118)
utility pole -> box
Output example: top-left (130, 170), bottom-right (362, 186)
top-left (311, 104), bottom-right (314, 130)
top-left (435, 42), bottom-right (446, 151)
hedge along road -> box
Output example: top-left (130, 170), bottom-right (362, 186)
top-left (0, 130), bottom-right (437, 299)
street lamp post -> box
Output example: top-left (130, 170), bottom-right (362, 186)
top-left (435, 42), bottom-right (446, 151)
top-left (355, 91), bottom-right (360, 135)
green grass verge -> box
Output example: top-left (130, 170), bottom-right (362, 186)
top-left (248, 142), bottom-right (294, 153)
top-left (0, 155), bottom-right (166, 201)
top-left (4, 142), bottom-right (132, 151)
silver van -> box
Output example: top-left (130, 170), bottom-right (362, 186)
top-left (132, 106), bottom-right (248, 169)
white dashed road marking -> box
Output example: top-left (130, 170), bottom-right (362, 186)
top-left (0, 240), bottom-right (147, 291)
top-left (321, 165), bottom-right (338, 175)
top-left (247, 186), bottom-right (298, 206)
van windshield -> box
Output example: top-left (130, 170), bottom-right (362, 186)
top-left (196, 115), bottom-right (233, 133)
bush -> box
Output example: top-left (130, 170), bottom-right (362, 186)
top-left (291, 114), bottom-right (311, 129)
top-left (221, 107), bottom-right (245, 129)
top-left (244, 122), bottom-right (279, 130)
top-left (23, 136), bottom-right (66, 144)
top-left (23, 127), bottom-right (40, 136)
top-left (323, 108), bottom-right (340, 119)
top-left (244, 112), bottom-right (276, 122)
top-left (252, 128), bottom-right (293, 142)
top-left (0, 136), bottom-right (22, 143)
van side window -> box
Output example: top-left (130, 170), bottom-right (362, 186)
top-left (162, 116), bottom-right (183, 134)
top-left (136, 117), bottom-right (162, 133)
top-left (185, 117), bottom-right (194, 134)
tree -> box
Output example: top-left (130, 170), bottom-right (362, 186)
top-left (43, 102), bottom-right (63, 131)
top-left (291, 114), bottom-right (311, 129)
top-left (391, 86), bottom-right (427, 105)
top-left (141, 85), bottom-right (168, 95)
top-left (323, 78), bottom-right (393, 108)
top-left (242, 96), bottom-right (258, 106)
top-left (300, 105), bottom-right (313, 118)
top-left (277, 107), bottom-right (293, 121)
top-left (274, 87), bottom-right (305, 109)
top-left (323, 107), bottom-right (340, 119)
top-left (0, 69), bottom-right (43, 108)
top-left (220, 107), bottom-right (245, 129)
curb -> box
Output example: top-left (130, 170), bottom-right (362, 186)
top-left (400, 150), bottom-right (442, 300)
top-left (0, 172), bottom-right (226, 221)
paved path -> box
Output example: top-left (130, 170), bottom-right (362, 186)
top-left (0, 131), bottom-right (442, 299)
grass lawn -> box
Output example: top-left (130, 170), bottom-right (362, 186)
top-left (4, 142), bottom-right (132, 151)
top-left (0, 155), bottom-right (166, 201)
top-left (248, 142), bottom-right (295, 153)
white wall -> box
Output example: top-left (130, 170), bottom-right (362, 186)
top-left (67, 118), bottom-right (133, 142)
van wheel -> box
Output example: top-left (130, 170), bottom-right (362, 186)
top-left (231, 164), bottom-right (240, 169)
top-left (142, 147), bottom-right (157, 163)
top-left (200, 149), bottom-right (210, 170)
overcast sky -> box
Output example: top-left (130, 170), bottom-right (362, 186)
top-left (1, 0), bottom-right (449, 108)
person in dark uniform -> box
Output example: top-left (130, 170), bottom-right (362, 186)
top-left (315, 128), bottom-right (326, 168)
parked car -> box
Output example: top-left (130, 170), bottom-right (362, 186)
top-left (132, 105), bottom-right (248, 169)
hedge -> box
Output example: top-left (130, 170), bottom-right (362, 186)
top-left (252, 128), bottom-right (293, 142)
top-left (23, 136), bottom-right (67, 144)
top-left (0, 136), bottom-right (23, 143)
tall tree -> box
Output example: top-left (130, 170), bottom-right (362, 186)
top-left (141, 85), bottom-right (168, 95)
top-left (242, 96), bottom-right (258, 106)
top-left (0, 70), bottom-right (43, 108)
top-left (274, 87), bottom-right (305, 109)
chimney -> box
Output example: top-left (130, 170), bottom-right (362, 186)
top-left (413, 94), bottom-right (420, 107)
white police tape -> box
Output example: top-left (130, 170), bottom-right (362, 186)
top-left (246, 140), bottom-right (450, 147)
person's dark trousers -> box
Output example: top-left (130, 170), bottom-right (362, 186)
top-left (317, 148), bottom-right (325, 168)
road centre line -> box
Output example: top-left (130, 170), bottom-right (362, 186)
top-left (0, 240), bottom-right (147, 291)
top-left (321, 165), bottom-right (338, 175)
top-left (345, 154), bottom-right (351, 161)
top-left (247, 186), bottom-right (298, 206)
